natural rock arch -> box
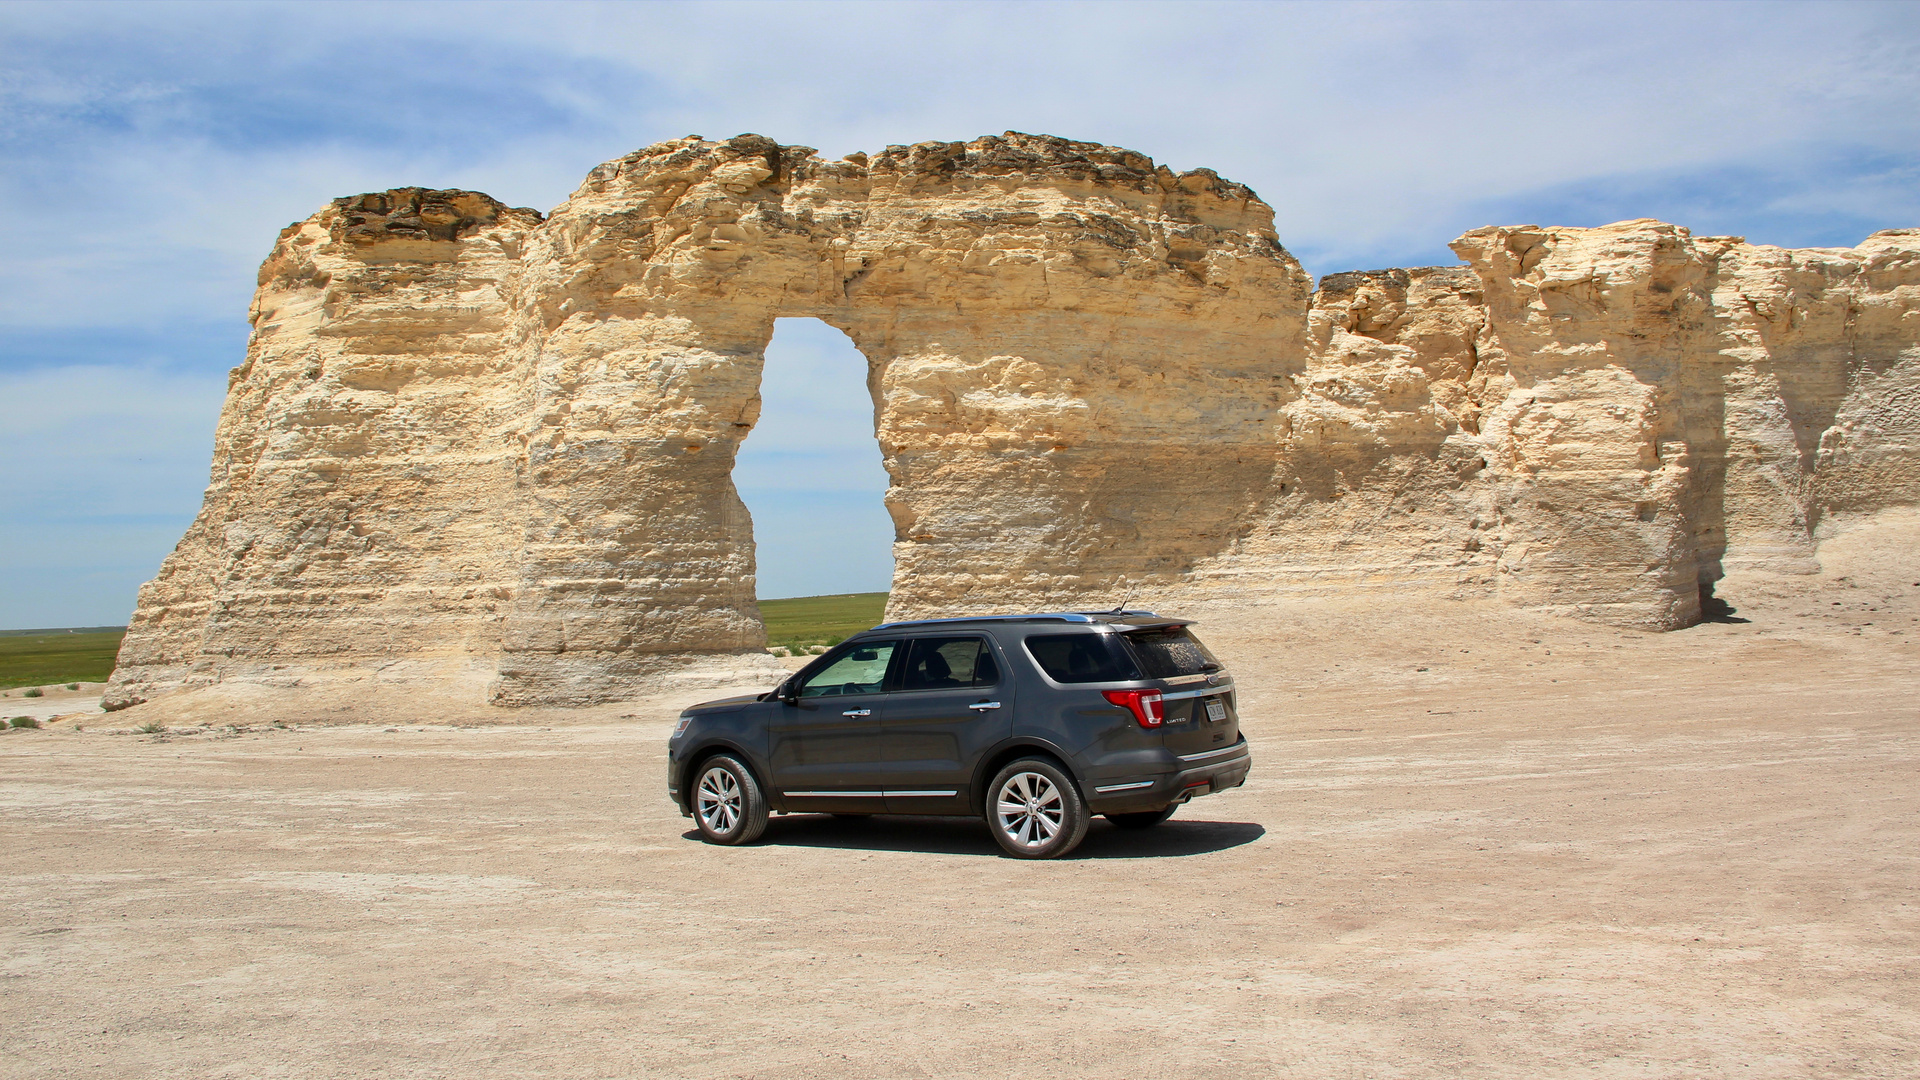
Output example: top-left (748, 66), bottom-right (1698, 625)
top-left (104, 134), bottom-right (1920, 709)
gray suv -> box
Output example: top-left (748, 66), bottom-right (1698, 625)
top-left (666, 611), bottom-right (1250, 859)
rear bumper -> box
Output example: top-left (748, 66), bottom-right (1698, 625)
top-left (1084, 739), bottom-right (1251, 814)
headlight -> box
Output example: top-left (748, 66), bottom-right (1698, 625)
top-left (670, 715), bottom-right (692, 740)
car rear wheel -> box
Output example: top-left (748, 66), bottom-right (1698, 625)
top-left (1106, 804), bottom-right (1177, 829)
top-left (692, 755), bottom-right (767, 845)
top-left (987, 758), bottom-right (1088, 859)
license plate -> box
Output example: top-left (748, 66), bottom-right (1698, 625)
top-left (1205, 698), bottom-right (1226, 723)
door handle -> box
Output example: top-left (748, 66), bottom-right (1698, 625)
top-left (842, 708), bottom-right (872, 717)
top-left (968, 701), bottom-right (1002, 711)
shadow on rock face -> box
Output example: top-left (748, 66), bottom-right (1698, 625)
top-left (685, 815), bottom-right (1266, 859)
top-left (1698, 584), bottom-right (1753, 624)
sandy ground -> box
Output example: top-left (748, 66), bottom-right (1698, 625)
top-left (2, 513), bottom-right (1917, 1078)
top-left (0, 682), bottom-right (105, 725)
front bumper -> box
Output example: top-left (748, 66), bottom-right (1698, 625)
top-left (667, 751), bottom-right (689, 817)
top-left (1084, 739), bottom-right (1251, 814)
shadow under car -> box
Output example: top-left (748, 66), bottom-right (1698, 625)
top-left (682, 813), bottom-right (1264, 859)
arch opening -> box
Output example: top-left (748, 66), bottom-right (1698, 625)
top-left (733, 317), bottom-right (894, 642)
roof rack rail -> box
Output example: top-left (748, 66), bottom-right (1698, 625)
top-left (870, 610), bottom-right (1163, 631)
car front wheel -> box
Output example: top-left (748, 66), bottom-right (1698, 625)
top-left (692, 755), bottom-right (768, 846)
top-left (987, 758), bottom-right (1089, 859)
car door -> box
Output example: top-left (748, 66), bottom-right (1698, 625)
top-left (767, 639), bottom-right (901, 813)
top-left (880, 635), bottom-right (1012, 815)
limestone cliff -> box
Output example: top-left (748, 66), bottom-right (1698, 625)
top-left (104, 135), bottom-right (1920, 710)
top-left (110, 190), bottom-right (546, 705)
top-left (1196, 220), bottom-right (1920, 628)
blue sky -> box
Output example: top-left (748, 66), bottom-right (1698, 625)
top-left (2, 0), bottom-right (1916, 626)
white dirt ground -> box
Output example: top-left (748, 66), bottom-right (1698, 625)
top-left (2, 512), bottom-right (1917, 1078)
top-left (0, 682), bottom-right (105, 725)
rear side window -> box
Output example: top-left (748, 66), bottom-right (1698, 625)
top-left (900, 637), bottom-right (1000, 691)
top-left (1024, 634), bottom-right (1138, 683)
top-left (1121, 627), bottom-right (1220, 678)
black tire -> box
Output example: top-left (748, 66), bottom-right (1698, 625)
top-left (691, 754), bottom-right (768, 846)
top-left (1106, 804), bottom-right (1177, 830)
top-left (986, 757), bottom-right (1089, 859)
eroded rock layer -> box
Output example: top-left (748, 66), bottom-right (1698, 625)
top-left (1194, 221), bottom-right (1920, 630)
top-left (105, 135), bottom-right (1920, 708)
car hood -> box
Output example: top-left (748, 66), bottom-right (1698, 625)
top-left (683, 693), bottom-right (764, 715)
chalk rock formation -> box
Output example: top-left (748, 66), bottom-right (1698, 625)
top-left (108, 135), bottom-right (1308, 708)
top-left (1199, 220), bottom-right (1920, 627)
top-left (105, 134), bottom-right (1920, 710)
top-left (110, 190), bottom-right (548, 706)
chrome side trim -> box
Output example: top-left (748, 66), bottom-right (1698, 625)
top-left (781, 790), bottom-right (959, 799)
top-left (1161, 686), bottom-right (1230, 702)
top-left (1093, 780), bottom-right (1155, 793)
top-left (1178, 743), bottom-right (1248, 763)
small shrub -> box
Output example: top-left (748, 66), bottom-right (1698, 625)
top-left (135, 721), bottom-right (166, 734)
top-left (23, 688), bottom-right (42, 698)
top-left (10, 717), bottom-right (39, 729)
top-left (66, 683), bottom-right (79, 691)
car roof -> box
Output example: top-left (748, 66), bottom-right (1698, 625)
top-left (866, 610), bottom-right (1192, 633)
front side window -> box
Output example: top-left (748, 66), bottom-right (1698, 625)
top-left (1024, 633), bottom-right (1138, 684)
top-left (900, 637), bottom-right (1000, 691)
top-left (798, 640), bottom-right (899, 697)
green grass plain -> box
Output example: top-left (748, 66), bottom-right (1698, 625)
top-left (758, 592), bottom-right (888, 650)
top-left (0, 630), bottom-right (125, 690)
top-left (0, 596), bottom-right (884, 690)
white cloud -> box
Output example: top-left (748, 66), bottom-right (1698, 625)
top-left (8, 1), bottom-right (1917, 325)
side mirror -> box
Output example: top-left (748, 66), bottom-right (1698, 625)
top-left (779, 680), bottom-right (800, 705)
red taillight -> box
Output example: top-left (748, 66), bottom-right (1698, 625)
top-left (1103, 688), bottom-right (1165, 728)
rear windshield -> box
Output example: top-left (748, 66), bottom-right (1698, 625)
top-left (1024, 633), bottom-right (1139, 683)
top-left (1119, 627), bottom-right (1220, 679)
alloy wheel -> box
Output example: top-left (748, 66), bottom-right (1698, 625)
top-left (697, 765), bottom-right (742, 835)
top-left (995, 770), bottom-right (1064, 850)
